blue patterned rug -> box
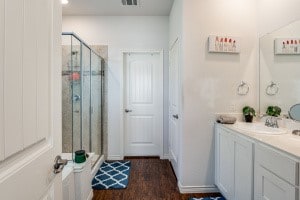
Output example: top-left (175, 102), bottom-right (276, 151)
top-left (189, 197), bottom-right (226, 200)
top-left (92, 161), bottom-right (131, 190)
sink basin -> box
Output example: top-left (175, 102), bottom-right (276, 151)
top-left (233, 122), bottom-right (287, 135)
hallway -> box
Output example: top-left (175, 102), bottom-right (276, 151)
top-left (92, 158), bottom-right (221, 200)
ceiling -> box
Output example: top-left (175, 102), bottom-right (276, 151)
top-left (62, 0), bottom-right (174, 16)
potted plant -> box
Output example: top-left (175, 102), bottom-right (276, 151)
top-left (242, 106), bottom-right (256, 123)
top-left (266, 106), bottom-right (281, 117)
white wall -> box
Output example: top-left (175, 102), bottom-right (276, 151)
top-left (174, 0), bottom-right (300, 191)
top-left (178, 0), bottom-right (258, 189)
top-left (258, 0), bottom-right (300, 36)
top-left (62, 16), bottom-right (169, 159)
top-left (169, 0), bottom-right (182, 47)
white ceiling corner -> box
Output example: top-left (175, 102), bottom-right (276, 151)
top-left (62, 0), bottom-right (174, 16)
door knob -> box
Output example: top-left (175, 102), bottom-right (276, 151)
top-left (125, 109), bottom-right (132, 113)
top-left (173, 114), bottom-right (179, 119)
top-left (53, 155), bottom-right (68, 174)
top-left (73, 94), bottom-right (81, 102)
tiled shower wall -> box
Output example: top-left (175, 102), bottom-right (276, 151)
top-left (62, 44), bottom-right (74, 153)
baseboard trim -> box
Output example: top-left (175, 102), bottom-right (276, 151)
top-left (178, 181), bottom-right (219, 193)
top-left (87, 189), bottom-right (93, 200)
top-left (162, 154), bottom-right (169, 160)
top-left (107, 155), bottom-right (123, 160)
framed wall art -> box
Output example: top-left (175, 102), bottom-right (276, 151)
top-left (208, 35), bottom-right (240, 53)
top-left (274, 38), bottom-right (300, 55)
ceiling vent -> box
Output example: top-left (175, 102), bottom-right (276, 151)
top-left (122, 0), bottom-right (140, 6)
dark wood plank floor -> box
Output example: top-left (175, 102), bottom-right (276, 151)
top-left (92, 157), bottom-right (221, 200)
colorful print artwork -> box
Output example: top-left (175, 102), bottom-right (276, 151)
top-left (208, 35), bottom-right (240, 53)
top-left (274, 38), bottom-right (300, 55)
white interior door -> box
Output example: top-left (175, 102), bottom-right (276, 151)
top-left (124, 52), bottom-right (163, 157)
top-left (0, 0), bottom-right (62, 199)
top-left (169, 39), bottom-right (180, 176)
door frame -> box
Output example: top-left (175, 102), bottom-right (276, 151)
top-left (120, 49), bottom-right (164, 159)
top-left (168, 37), bottom-right (182, 178)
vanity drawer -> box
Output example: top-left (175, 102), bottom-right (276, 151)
top-left (255, 143), bottom-right (299, 186)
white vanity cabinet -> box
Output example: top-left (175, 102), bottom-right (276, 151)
top-left (254, 143), bottom-right (298, 200)
top-left (215, 123), bottom-right (300, 200)
top-left (215, 125), bottom-right (253, 200)
top-left (215, 126), bottom-right (234, 199)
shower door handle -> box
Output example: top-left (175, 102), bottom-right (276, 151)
top-left (125, 109), bottom-right (132, 113)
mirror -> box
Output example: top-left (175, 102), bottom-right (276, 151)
top-left (289, 104), bottom-right (300, 121)
top-left (259, 20), bottom-right (300, 116)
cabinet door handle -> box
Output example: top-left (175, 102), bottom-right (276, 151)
top-left (173, 114), bottom-right (179, 119)
top-left (125, 109), bottom-right (132, 113)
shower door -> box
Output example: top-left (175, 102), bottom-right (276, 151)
top-left (62, 34), bottom-right (82, 153)
top-left (62, 33), bottom-right (104, 162)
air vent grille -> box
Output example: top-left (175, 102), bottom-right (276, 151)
top-left (122, 0), bottom-right (139, 6)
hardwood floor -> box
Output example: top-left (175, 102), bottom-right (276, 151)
top-left (92, 157), bottom-right (221, 200)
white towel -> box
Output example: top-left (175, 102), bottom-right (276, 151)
top-left (217, 115), bottom-right (237, 124)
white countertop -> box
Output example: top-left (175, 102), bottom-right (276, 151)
top-left (218, 122), bottom-right (300, 159)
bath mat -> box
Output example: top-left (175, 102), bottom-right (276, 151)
top-left (92, 160), bottom-right (131, 190)
top-left (189, 197), bottom-right (226, 200)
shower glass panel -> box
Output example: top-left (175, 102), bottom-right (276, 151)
top-left (81, 44), bottom-right (91, 152)
top-left (71, 37), bottom-right (82, 152)
top-left (91, 51), bottom-right (103, 161)
top-left (62, 32), bottom-right (104, 164)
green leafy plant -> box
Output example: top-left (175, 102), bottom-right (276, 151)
top-left (242, 106), bottom-right (256, 117)
top-left (266, 106), bottom-right (281, 117)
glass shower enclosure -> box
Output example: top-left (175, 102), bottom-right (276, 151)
top-left (62, 32), bottom-right (104, 165)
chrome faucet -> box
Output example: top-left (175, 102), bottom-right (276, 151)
top-left (259, 114), bottom-right (268, 119)
top-left (265, 116), bottom-right (279, 128)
